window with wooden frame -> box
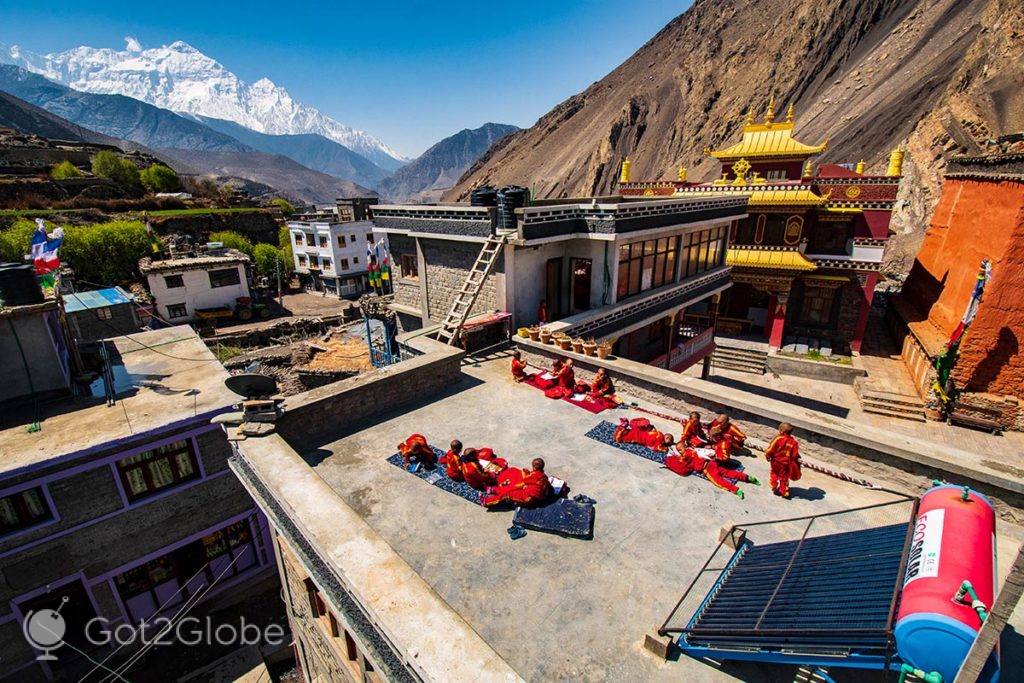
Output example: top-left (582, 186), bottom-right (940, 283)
top-left (208, 267), bottom-right (241, 288)
top-left (116, 438), bottom-right (200, 501)
top-left (293, 232), bottom-right (304, 246)
top-left (616, 236), bottom-right (678, 299)
top-left (319, 235), bottom-right (329, 248)
top-left (166, 303), bottom-right (188, 319)
top-left (340, 258), bottom-right (349, 270)
top-left (95, 307), bottom-right (113, 321)
top-left (0, 486), bottom-right (53, 534)
top-left (682, 228), bottom-right (726, 278)
top-left (798, 284), bottom-right (839, 327)
top-left (399, 253), bottom-right (418, 280)
top-left (164, 274), bottom-right (185, 289)
top-left (297, 254), bottom-right (307, 267)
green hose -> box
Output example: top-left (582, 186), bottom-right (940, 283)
top-left (954, 580), bottom-right (989, 622)
top-left (899, 663), bottom-right (942, 683)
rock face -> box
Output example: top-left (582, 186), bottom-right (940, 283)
top-left (377, 123), bottom-right (518, 203)
top-left (447, 0), bottom-right (1023, 276)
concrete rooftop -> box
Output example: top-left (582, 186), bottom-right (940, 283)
top-left (284, 353), bottom-right (1024, 681)
top-left (0, 326), bottom-right (236, 476)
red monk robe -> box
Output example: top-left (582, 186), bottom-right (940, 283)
top-left (482, 459), bottom-right (554, 508)
top-left (583, 369), bottom-right (616, 403)
top-left (544, 360), bottom-right (575, 399)
top-left (665, 447), bottom-right (757, 497)
top-left (764, 427), bottom-right (801, 498)
top-left (511, 356), bottom-right (530, 382)
top-left (709, 415), bottom-right (746, 459)
top-left (398, 433), bottom-right (436, 468)
top-left (613, 417), bottom-right (674, 452)
top-left (680, 415), bottom-right (709, 447)
top-left (534, 359), bottom-right (564, 390)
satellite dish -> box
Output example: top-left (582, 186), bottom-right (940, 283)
top-left (225, 373), bottom-right (278, 399)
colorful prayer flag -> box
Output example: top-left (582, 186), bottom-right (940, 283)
top-left (946, 259), bottom-right (991, 350)
top-left (29, 218), bottom-right (63, 276)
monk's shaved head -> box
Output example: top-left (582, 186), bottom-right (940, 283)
top-left (779, 422), bottom-right (794, 434)
top-left (450, 439), bottom-right (462, 453)
top-left (532, 458), bottom-right (545, 471)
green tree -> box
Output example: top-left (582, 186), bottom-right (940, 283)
top-left (51, 160), bottom-right (85, 180)
top-left (61, 220), bottom-right (162, 286)
top-left (208, 230), bottom-right (254, 258)
top-left (277, 225), bottom-right (294, 271)
top-left (270, 197), bottom-right (295, 216)
top-left (0, 219), bottom-right (40, 262)
top-left (139, 164), bottom-right (181, 193)
top-left (91, 151), bottom-right (141, 190)
top-left (252, 243), bottom-right (292, 278)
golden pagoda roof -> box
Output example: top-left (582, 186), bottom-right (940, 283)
top-left (678, 184), bottom-right (829, 207)
top-left (710, 122), bottom-right (827, 160)
top-left (726, 247), bottom-right (817, 272)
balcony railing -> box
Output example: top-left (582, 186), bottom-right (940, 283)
top-left (649, 326), bottom-right (716, 373)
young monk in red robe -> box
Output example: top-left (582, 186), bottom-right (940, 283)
top-left (482, 458), bottom-right (554, 508)
top-left (398, 433), bottom-right (437, 468)
top-left (680, 411), bottom-right (709, 447)
top-left (510, 350), bottom-right (532, 382)
top-left (764, 422), bottom-right (801, 498)
top-left (442, 439), bottom-right (464, 479)
top-left (614, 417), bottom-right (675, 452)
top-left (579, 368), bottom-right (616, 405)
top-left (544, 359), bottom-right (576, 399)
top-left (665, 446), bottom-right (759, 499)
top-left (456, 448), bottom-right (498, 490)
top-left (709, 414), bottom-right (746, 459)
top-left (534, 358), bottom-right (564, 390)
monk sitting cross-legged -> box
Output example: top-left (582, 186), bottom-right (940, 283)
top-left (544, 359), bottom-right (576, 399)
top-left (534, 358), bottom-right (564, 390)
top-left (577, 368), bottom-right (617, 405)
top-left (442, 439), bottom-right (465, 479)
top-left (482, 458), bottom-right (554, 508)
top-left (680, 411), bottom-right (709, 447)
top-left (614, 417), bottom-right (675, 453)
top-left (458, 448), bottom-right (502, 490)
top-left (665, 446), bottom-right (759, 499)
top-left (510, 350), bottom-right (533, 383)
top-left (709, 414), bottom-right (746, 460)
top-left (398, 433), bottom-right (437, 469)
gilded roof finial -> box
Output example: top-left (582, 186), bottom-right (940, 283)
top-left (619, 157), bottom-right (632, 184)
top-left (803, 159), bottom-right (814, 178)
top-left (785, 103), bottom-right (794, 123)
top-left (855, 159), bottom-right (866, 174)
top-left (887, 148), bottom-right (904, 177)
top-left (677, 165), bottom-right (687, 182)
top-left (764, 95), bottom-right (776, 124)
top-left (745, 107), bottom-right (755, 126)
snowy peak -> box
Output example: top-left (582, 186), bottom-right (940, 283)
top-left (0, 38), bottom-right (408, 169)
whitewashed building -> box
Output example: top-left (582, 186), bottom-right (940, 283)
top-left (140, 250), bottom-right (251, 322)
top-left (288, 198), bottom-right (378, 298)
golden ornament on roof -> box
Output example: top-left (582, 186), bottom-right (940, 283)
top-left (677, 166), bottom-right (687, 182)
top-left (732, 158), bottom-right (751, 184)
top-left (764, 95), bottom-right (776, 124)
top-left (785, 103), bottom-right (794, 123)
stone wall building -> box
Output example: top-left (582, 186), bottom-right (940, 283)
top-left (890, 146), bottom-right (1024, 429)
top-left (0, 327), bottom-right (277, 680)
top-left (63, 287), bottom-right (141, 342)
top-left (373, 194), bottom-right (747, 371)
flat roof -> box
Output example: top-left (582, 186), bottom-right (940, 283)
top-left (267, 355), bottom-right (928, 680)
top-left (139, 250), bottom-right (249, 274)
top-left (0, 326), bottom-right (237, 476)
top-left (63, 287), bottom-right (133, 313)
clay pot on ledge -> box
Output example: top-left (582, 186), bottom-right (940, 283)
top-left (582, 340), bottom-right (597, 357)
top-left (539, 329), bottom-right (553, 344)
top-left (571, 338), bottom-right (584, 354)
top-left (527, 326), bottom-right (540, 341)
top-left (558, 337), bottom-right (572, 351)
top-left (597, 342), bottom-right (613, 360)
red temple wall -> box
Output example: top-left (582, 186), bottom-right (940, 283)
top-left (904, 177), bottom-right (1024, 396)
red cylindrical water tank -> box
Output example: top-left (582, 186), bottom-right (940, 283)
top-left (895, 484), bottom-right (998, 681)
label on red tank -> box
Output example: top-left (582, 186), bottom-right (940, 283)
top-left (903, 508), bottom-right (945, 586)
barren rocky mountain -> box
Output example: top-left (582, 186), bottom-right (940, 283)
top-left (447, 0), bottom-right (1023, 275)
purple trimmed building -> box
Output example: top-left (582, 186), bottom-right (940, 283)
top-left (0, 325), bottom-right (277, 681)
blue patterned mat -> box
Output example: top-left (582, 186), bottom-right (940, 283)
top-left (513, 498), bottom-right (595, 539)
top-left (584, 421), bottom-right (743, 477)
top-left (386, 448), bottom-right (483, 506)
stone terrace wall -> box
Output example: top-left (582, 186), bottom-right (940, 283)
top-left (278, 337), bottom-right (464, 451)
top-left (422, 239), bottom-right (504, 321)
top-left (515, 338), bottom-right (1024, 524)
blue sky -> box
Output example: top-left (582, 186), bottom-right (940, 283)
top-left (0, 0), bottom-right (690, 157)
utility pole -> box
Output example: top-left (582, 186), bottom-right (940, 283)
top-left (275, 258), bottom-right (283, 307)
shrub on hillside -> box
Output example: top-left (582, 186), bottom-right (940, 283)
top-left (270, 197), bottom-right (295, 216)
top-left (208, 230), bottom-right (254, 258)
top-left (51, 160), bottom-right (85, 180)
top-left (140, 164), bottom-right (181, 193)
top-left (253, 243), bottom-right (292, 278)
top-left (91, 151), bottom-right (141, 191)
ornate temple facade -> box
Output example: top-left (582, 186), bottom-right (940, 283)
top-left (619, 100), bottom-right (903, 355)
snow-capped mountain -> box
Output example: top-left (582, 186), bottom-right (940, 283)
top-left (0, 38), bottom-right (408, 170)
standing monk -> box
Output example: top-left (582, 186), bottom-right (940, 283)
top-left (680, 411), bottom-right (709, 447)
top-left (537, 300), bottom-right (549, 325)
top-left (482, 458), bottom-right (554, 508)
top-left (614, 417), bottom-right (675, 452)
top-left (510, 350), bottom-right (532, 382)
top-left (544, 359), bottom-right (576, 399)
top-left (764, 423), bottom-right (801, 499)
top-left (665, 447), bottom-right (759, 499)
top-left (398, 433), bottom-right (437, 468)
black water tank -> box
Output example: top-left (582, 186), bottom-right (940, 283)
top-left (0, 263), bottom-right (44, 307)
top-left (470, 185), bottom-right (498, 207)
top-left (496, 186), bottom-right (528, 231)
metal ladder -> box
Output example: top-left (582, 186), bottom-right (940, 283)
top-left (436, 233), bottom-right (507, 345)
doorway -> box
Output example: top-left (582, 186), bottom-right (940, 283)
top-left (571, 258), bottom-right (592, 313)
top-left (545, 257), bottom-right (563, 320)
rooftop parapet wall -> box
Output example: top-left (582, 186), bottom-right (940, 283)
top-left (372, 204), bottom-right (497, 239)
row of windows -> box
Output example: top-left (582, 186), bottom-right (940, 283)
top-left (0, 437), bottom-right (204, 537)
top-left (615, 226), bottom-right (728, 300)
top-left (304, 575), bottom-right (382, 681)
top-left (297, 254), bottom-right (362, 270)
top-left (162, 267), bottom-right (241, 291)
top-left (293, 231), bottom-right (375, 247)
